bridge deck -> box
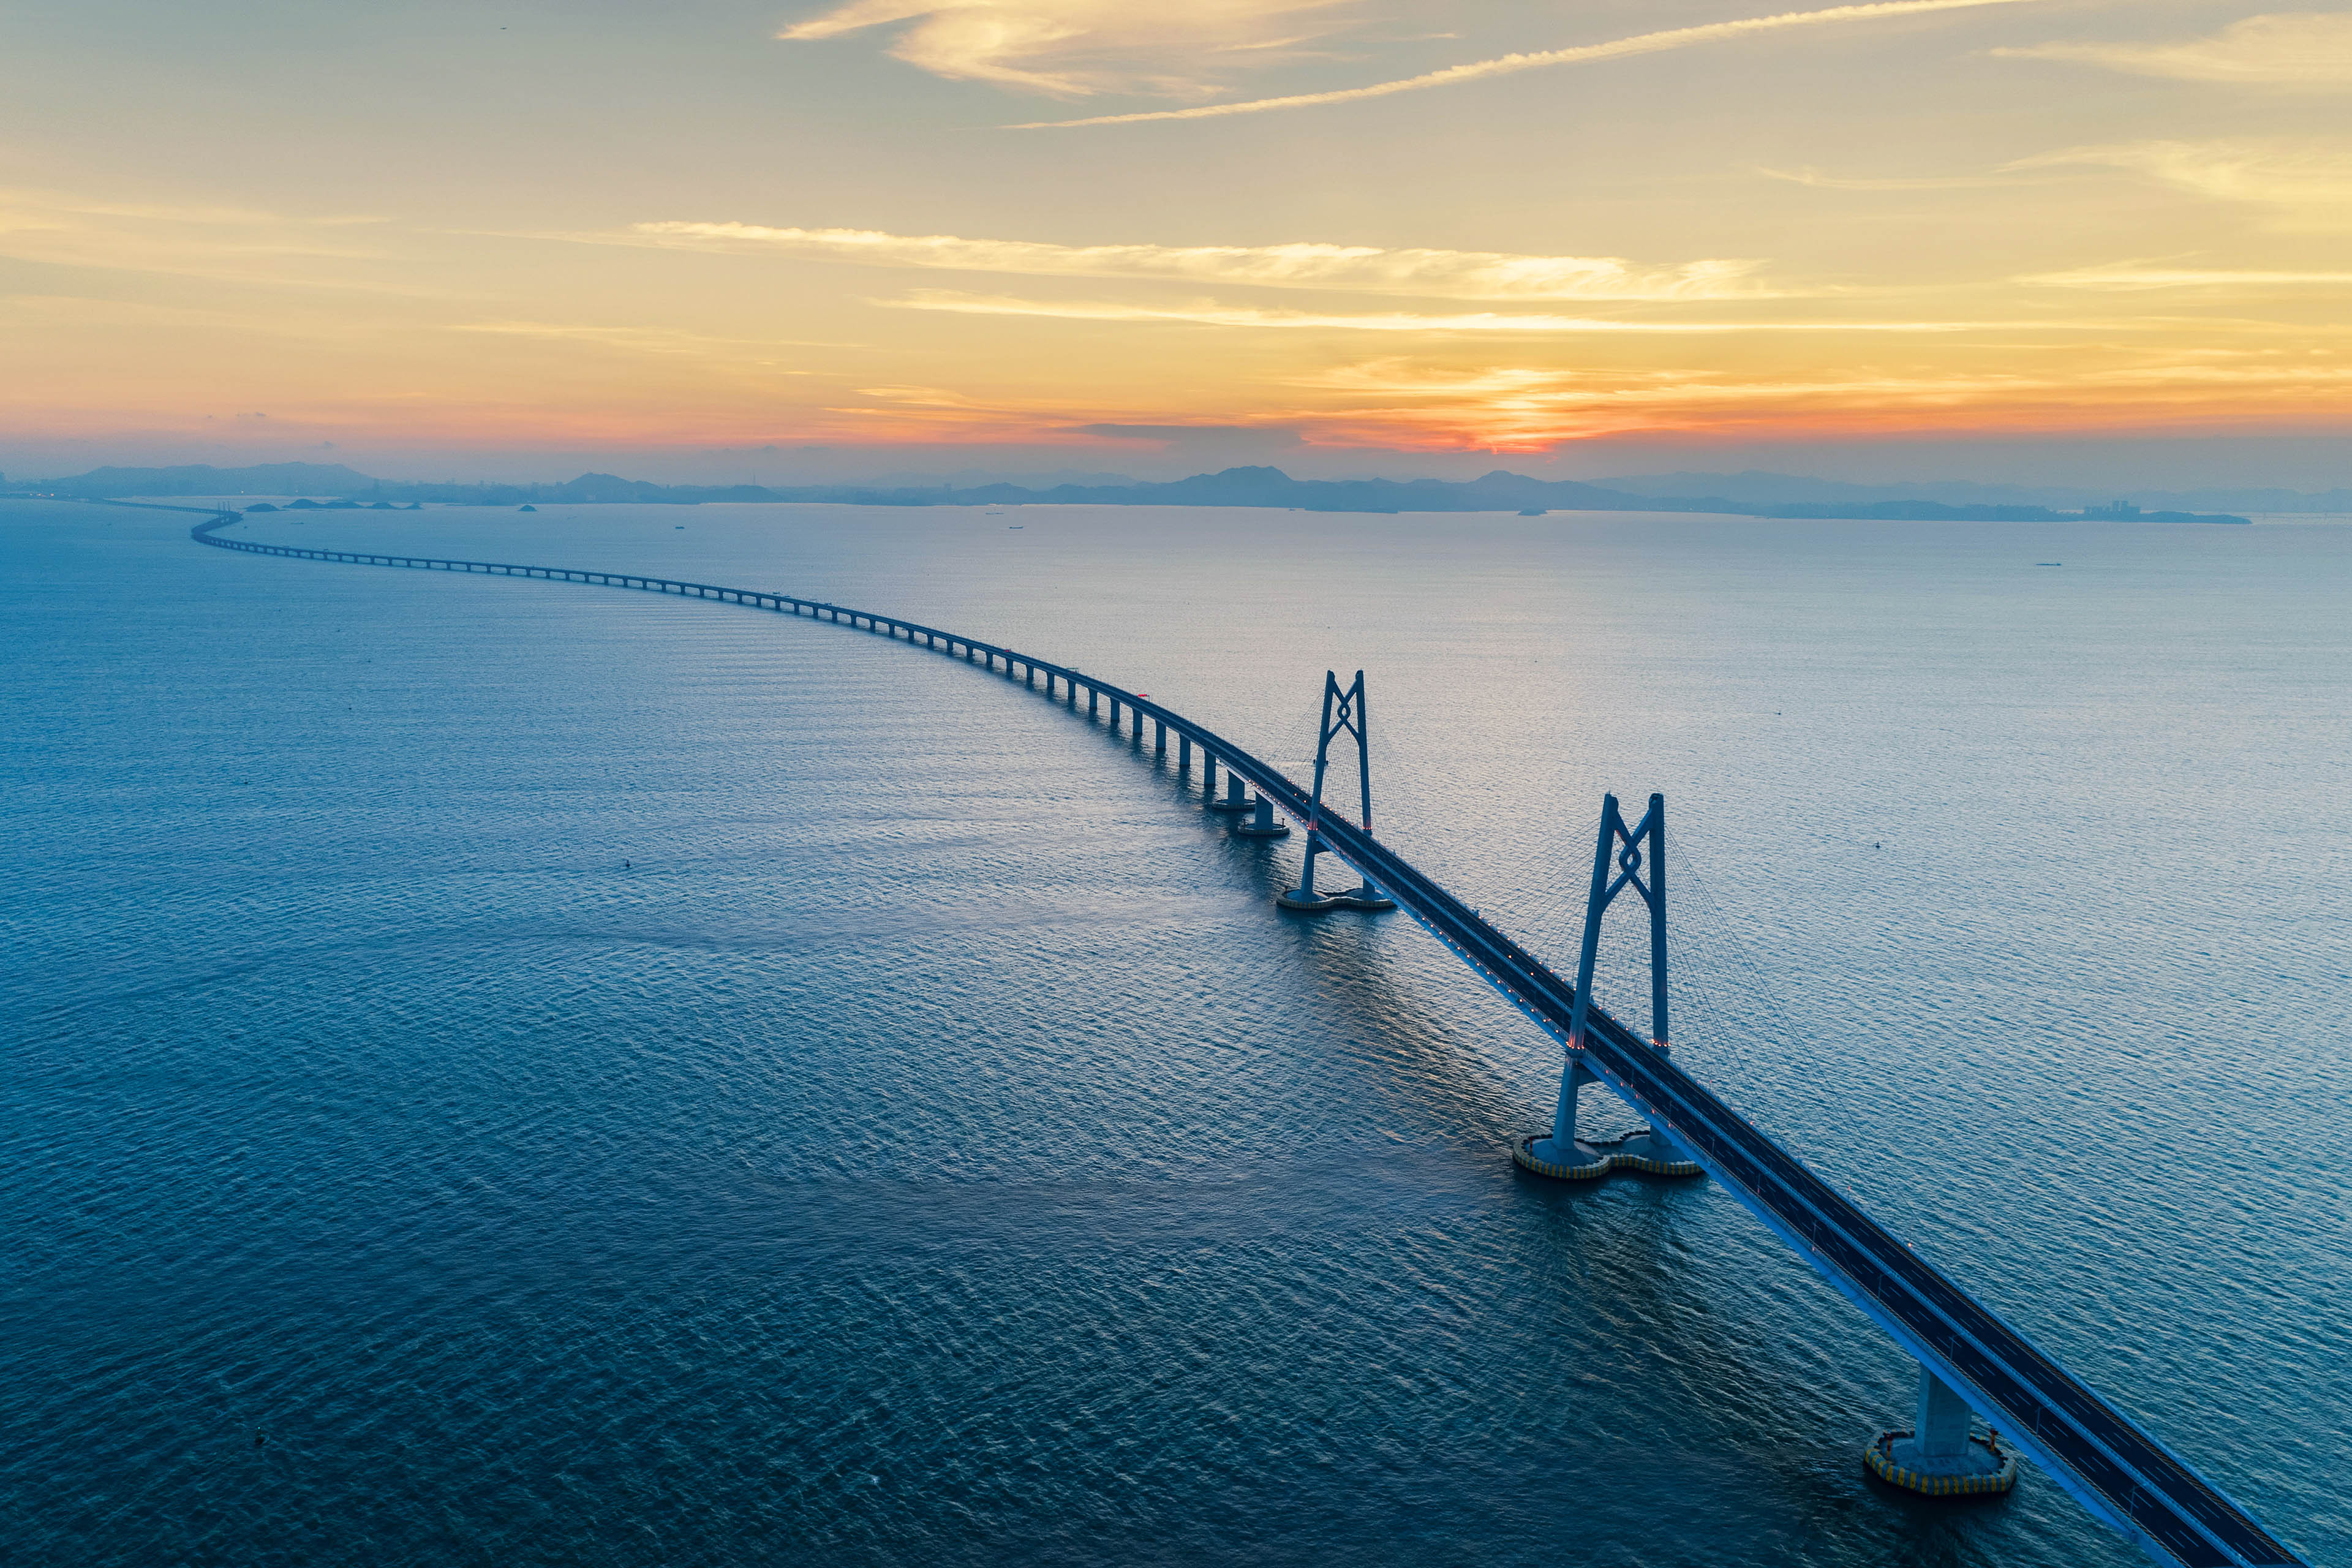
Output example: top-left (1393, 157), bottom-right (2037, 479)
top-left (184, 514), bottom-right (2304, 1568)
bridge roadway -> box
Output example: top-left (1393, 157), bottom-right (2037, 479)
top-left (187, 512), bottom-right (2303, 1568)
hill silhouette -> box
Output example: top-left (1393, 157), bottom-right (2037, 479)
top-left (9, 461), bottom-right (2252, 524)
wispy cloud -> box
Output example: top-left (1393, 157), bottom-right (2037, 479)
top-left (1008, 0), bottom-right (2042, 127)
top-left (451, 321), bottom-right (844, 363)
top-left (878, 288), bottom-right (2130, 333)
top-left (2018, 140), bottom-right (2352, 229)
top-left (1995, 12), bottom-right (2352, 86)
top-left (2022, 262), bottom-right (2352, 289)
top-left (775, 0), bottom-right (1356, 97)
top-left (1754, 165), bottom-right (2059, 190)
top-left (627, 221), bottom-right (1770, 301)
top-left (0, 186), bottom-right (440, 295)
top-left (1278, 351), bottom-right (2352, 448)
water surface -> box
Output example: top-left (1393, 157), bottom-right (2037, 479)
top-left (4, 499), bottom-right (2345, 1566)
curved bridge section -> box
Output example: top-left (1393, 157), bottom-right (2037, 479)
top-left (187, 511), bottom-right (2303, 1568)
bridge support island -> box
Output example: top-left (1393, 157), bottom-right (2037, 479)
top-left (1867, 1367), bottom-right (2019, 1497)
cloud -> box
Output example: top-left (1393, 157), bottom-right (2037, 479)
top-left (878, 288), bottom-right (2128, 333)
top-left (452, 320), bottom-right (850, 358)
top-left (1995, 12), bottom-right (2352, 86)
top-left (1277, 352), bottom-right (2352, 448)
top-left (627, 221), bottom-right (1770, 301)
top-left (1753, 165), bottom-right (2059, 190)
top-left (0, 186), bottom-right (440, 295)
top-left (1068, 421), bottom-right (1299, 442)
top-left (2022, 262), bottom-right (2352, 289)
top-left (2019, 140), bottom-right (2352, 228)
top-left (1064, 421), bottom-right (1308, 458)
top-left (775, 0), bottom-right (1355, 97)
top-left (1008, 0), bottom-right (2041, 127)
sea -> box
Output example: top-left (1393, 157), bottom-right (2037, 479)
top-left (4, 498), bottom-right (2346, 1567)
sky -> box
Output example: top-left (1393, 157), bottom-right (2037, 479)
top-left (3, 0), bottom-right (2349, 486)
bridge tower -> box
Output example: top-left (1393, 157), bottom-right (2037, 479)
top-left (1515, 792), bottom-right (1701, 1180)
top-left (1275, 671), bottom-right (1393, 910)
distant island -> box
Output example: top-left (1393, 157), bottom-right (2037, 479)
top-left (4, 460), bottom-right (2256, 524)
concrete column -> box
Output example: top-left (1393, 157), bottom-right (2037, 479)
top-left (1549, 1055), bottom-right (1596, 1150)
top-left (1154, 719), bottom-right (1166, 755)
top-left (1915, 1369), bottom-right (1972, 1458)
top-left (1203, 754), bottom-right (1216, 793)
top-left (1088, 687), bottom-right (1099, 718)
top-left (1110, 698), bottom-right (1121, 728)
top-left (1178, 735), bottom-right (1191, 775)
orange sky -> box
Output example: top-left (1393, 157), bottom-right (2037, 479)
top-left (4, 1), bottom-right (2348, 481)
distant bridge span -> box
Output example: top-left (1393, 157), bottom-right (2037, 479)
top-left (184, 510), bottom-right (2304, 1568)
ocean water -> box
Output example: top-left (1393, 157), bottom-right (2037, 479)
top-left (2, 498), bottom-right (2345, 1567)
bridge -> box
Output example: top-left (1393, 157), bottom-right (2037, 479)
top-left (181, 508), bottom-right (2305, 1568)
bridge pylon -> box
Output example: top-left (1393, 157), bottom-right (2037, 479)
top-left (1275, 671), bottom-right (1393, 910)
top-left (1515, 792), bottom-right (1702, 1180)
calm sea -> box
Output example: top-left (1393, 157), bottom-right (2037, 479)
top-left (4, 499), bottom-right (2345, 1567)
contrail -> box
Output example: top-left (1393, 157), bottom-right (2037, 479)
top-left (1009, 0), bottom-right (2041, 129)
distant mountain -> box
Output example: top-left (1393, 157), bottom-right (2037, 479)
top-left (28, 461), bottom-right (381, 497)
top-left (1592, 467), bottom-right (2348, 514)
top-left (15, 461), bottom-right (2253, 523)
top-left (882, 466), bottom-right (1675, 514)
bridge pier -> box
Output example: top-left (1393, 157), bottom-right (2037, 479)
top-left (1154, 718), bottom-right (1166, 755)
top-left (1231, 794), bottom-right (1291, 838)
top-left (1178, 735), bottom-right (1191, 775)
top-left (1206, 769), bottom-right (1251, 813)
top-left (1516, 1055), bottom-right (1611, 1178)
top-left (1606, 1043), bottom-right (1703, 1175)
top-left (1868, 1368), bottom-right (2017, 1497)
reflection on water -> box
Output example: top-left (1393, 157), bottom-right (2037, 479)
top-left (2, 500), bottom-right (2343, 1567)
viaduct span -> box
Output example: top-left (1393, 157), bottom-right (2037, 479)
top-left (183, 509), bottom-right (2305, 1568)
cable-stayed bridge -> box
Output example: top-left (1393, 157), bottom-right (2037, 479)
top-left (179, 509), bottom-right (2307, 1568)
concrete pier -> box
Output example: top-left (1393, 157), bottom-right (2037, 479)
top-left (1515, 1056), bottom-right (1610, 1177)
top-left (1231, 795), bottom-right (1291, 838)
top-left (1867, 1368), bottom-right (2018, 1496)
top-left (1206, 771), bottom-right (1253, 813)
